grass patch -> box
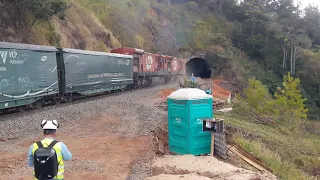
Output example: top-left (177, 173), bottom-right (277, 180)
top-left (216, 112), bottom-right (320, 180)
top-left (31, 21), bottom-right (61, 46)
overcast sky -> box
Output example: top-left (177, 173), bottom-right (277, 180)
top-left (294, 0), bottom-right (320, 9)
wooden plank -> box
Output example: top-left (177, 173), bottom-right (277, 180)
top-left (228, 145), bottom-right (267, 172)
top-left (211, 133), bottom-right (214, 156)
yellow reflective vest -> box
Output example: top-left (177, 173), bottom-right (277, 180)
top-left (31, 139), bottom-right (64, 180)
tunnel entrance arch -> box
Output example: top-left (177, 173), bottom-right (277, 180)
top-left (185, 56), bottom-right (211, 79)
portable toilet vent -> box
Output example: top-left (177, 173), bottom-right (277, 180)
top-left (167, 88), bottom-right (213, 155)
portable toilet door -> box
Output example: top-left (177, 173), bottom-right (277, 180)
top-left (167, 88), bottom-right (213, 155)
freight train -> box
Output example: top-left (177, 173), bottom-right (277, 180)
top-left (0, 42), bottom-right (185, 113)
top-left (110, 47), bottom-right (185, 87)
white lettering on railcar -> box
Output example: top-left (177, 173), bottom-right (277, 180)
top-left (0, 51), bottom-right (8, 64)
top-left (77, 61), bottom-right (87, 66)
top-left (0, 51), bottom-right (18, 64)
top-left (0, 67), bottom-right (7, 71)
top-left (88, 73), bottom-right (125, 79)
top-left (10, 60), bottom-right (24, 64)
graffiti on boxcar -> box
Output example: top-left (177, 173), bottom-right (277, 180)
top-left (0, 81), bottom-right (58, 98)
top-left (117, 59), bottom-right (131, 66)
top-left (0, 67), bottom-right (7, 71)
top-left (0, 76), bottom-right (36, 92)
top-left (0, 75), bottom-right (58, 98)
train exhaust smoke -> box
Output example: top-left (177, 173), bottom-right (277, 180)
top-left (185, 57), bottom-right (211, 79)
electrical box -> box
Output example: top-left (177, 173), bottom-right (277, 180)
top-left (201, 118), bottom-right (224, 133)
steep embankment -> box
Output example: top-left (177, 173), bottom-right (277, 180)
top-left (0, 1), bottom-right (121, 51)
top-left (51, 2), bottom-right (121, 51)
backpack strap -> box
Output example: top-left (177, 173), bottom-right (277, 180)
top-left (48, 140), bottom-right (59, 148)
top-left (36, 141), bottom-right (43, 148)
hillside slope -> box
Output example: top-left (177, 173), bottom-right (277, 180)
top-left (0, 0), bottom-right (121, 51)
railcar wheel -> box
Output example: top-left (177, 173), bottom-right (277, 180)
top-left (146, 77), bottom-right (152, 87)
top-left (52, 97), bottom-right (61, 105)
top-left (32, 100), bottom-right (43, 109)
top-left (66, 95), bottom-right (73, 102)
top-left (138, 78), bottom-right (143, 88)
top-left (17, 106), bottom-right (27, 112)
top-left (160, 76), bottom-right (166, 84)
top-left (0, 109), bottom-right (8, 114)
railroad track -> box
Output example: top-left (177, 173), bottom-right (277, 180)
top-left (0, 82), bottom-right (168, 117)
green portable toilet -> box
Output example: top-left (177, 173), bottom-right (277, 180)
top-left (167, 88), bottom-right (213, 155)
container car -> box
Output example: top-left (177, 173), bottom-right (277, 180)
top-left (0, 42), bottom-right (133, 113)
top-left (57, 48), bottom-right (133, 101)
top-left (0, 42), bottom-right (60, 112)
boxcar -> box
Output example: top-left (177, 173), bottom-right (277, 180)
top-left (58, 48), bottom-right (133, 100)
top-left (110, 47), bottom-right (172, 87)
top-left (0, 42), bottom-right (59, 112)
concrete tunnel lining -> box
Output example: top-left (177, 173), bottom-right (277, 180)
top-left (185, 57), bottom-right (211, 78)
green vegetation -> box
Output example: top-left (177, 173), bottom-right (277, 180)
top-left (221, 112), bottom-right (320, 180)
top-left (225, 74), bottom-right (320, 179)
top-left (0, 0), bottom-right (67, 42)
top-left (223, 114), bottom-right (320, 180)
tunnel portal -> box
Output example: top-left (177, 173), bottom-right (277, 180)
top-left (185, 57), bottom-right (211, 78)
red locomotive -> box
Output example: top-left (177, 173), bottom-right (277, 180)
top-left (110, 47), bottom-right (185, 88)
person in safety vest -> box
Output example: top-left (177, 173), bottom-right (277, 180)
top-left (27, 120), bottom-right (72, 180)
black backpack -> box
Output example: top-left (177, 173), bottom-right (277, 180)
top-left (33, 140), bottom-right (59, 180)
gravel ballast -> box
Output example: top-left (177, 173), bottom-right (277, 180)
top-left (0, 83), bottom-right (175, 140)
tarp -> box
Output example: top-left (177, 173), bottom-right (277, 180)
top-left (62, 49), bottom-right (133, 93)
top-left (0, 44), bottom-right (59, 108)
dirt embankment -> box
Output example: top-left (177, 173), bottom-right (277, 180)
top-left (0, 2), bottom-right (121, 51)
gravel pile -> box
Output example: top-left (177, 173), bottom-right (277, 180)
top-left (0, 82), bottom-right (176, 140)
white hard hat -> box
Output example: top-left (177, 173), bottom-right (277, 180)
top-left (41, 120), bottom-right (60, 130)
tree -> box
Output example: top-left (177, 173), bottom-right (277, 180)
top-left (243, 79), bottom-right (275, 115)
top-left (0, 0), bottom-right (68, 42)
top-left (20, 0), bottom-right (68, 41)
top-left (303, 5), bottom-right (320, 45)
top-left (275, 72), bottom-right (308, 120)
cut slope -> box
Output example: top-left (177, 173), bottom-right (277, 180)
top-left (0, 1), bottom-right (121, 51)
